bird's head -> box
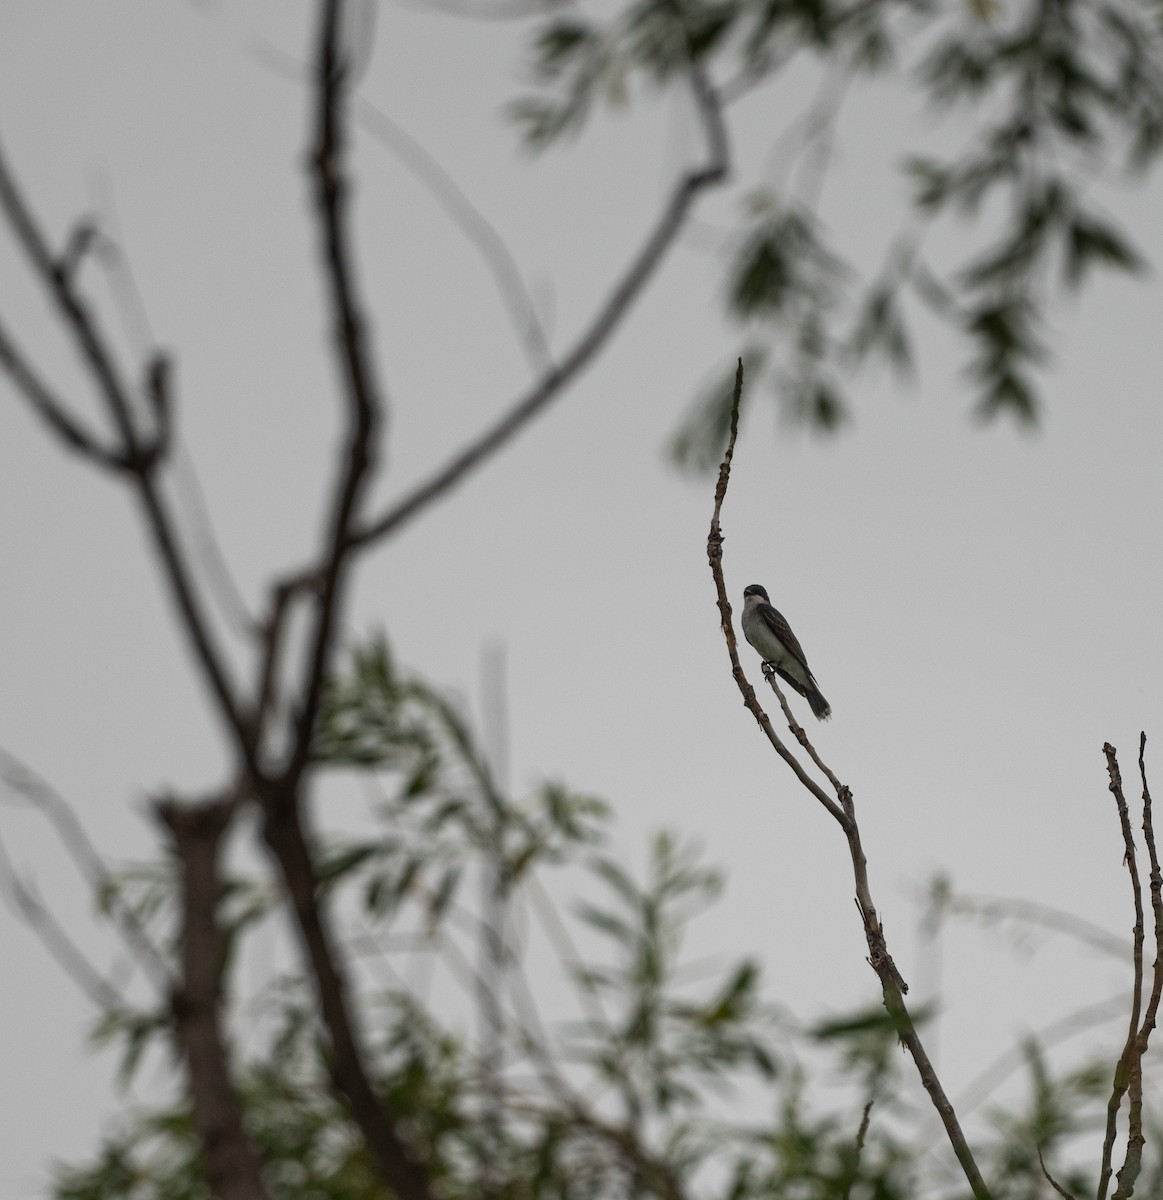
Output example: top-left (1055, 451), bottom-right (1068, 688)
top-left (742, 584), bottom-right (769, 607)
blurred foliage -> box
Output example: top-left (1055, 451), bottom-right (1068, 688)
top-left (50, 633), bottom-right (1163, 1199)
top-left (509, 0), bottom-right (1163, 453)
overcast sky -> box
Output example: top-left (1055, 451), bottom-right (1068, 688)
top-left (2, 2), bottom-right (1162, 1196)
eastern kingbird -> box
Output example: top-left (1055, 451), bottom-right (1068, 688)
top-left (741, 584), bottom-right (832, 721)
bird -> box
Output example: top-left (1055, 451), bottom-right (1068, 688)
top-left (741, 584), bottom-right (831, 721)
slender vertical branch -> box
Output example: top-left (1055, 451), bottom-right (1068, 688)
top-left (840, 1101), bottom-right (874, 1200)
top-left (261, 794), bottom-right (433, 1200)
top-left (1111, 736), bottom-right (1163, 1200)
top-left (1099, 742), bottom-right (1145, 1200)
top-left (706, 360), bottom-right (992, 1200)
top-left (159, 798), bottom-right (270, 1200)
top-left (0, 136), bottom-right (252, 763)
top-left (282, 0), bottom-right (385, 788)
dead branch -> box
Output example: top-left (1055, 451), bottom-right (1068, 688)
top-left (280, 0), bottom-right (386, 791)
top-left (0, 314), bottom-right (120, 465)
top-left (706, 360), bottom-right (992, 1200)
top-left (261, 794), bottom-right (433, 1200)
top-left (0, 137), bottom-right (251, 761)
top-left (1111, 735), bottom-right (1163, 1200)
top-left (1099, 742), bottom-right (1145, 1200)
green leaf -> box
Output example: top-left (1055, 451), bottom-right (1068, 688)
top-left (1064, 215), bottom-right (1144, 287)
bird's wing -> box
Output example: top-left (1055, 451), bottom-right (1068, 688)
top-left (774, 666), bottom-right (812, 699)
top-left (763, 605), bottom-right (813, 675)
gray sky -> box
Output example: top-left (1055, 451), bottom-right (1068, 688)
top-left (2, 1), bottom-right (1162, 1195)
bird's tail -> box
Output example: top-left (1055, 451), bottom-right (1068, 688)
top-left (808, 687), bottom-right (832, 722)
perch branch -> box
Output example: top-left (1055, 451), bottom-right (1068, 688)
top-left (706, 359), bottom-right (991, 1200)
top-left (1099, 742), bottom-right (1145, 1200)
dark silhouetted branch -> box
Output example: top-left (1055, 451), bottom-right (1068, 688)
top-left (253, 61), bottom-right (732, 785)
top-left (261, 795), bottom-right (433, 1200)
top-left (706, 360), bottom-right (992, 1200)
top-left (281, 0), bottom-right (385, 789)
top-left (1099, 742), bottom-right (1145, 1200)
top-left (1111, 735), bottom-right (1163, 1200)
top-left (0, 135), bottom-right (251, 762)
top-left (159, 798), bottom-right (271, 1200)
top-left (0, 315), bottom-right (121, 465)
top-left (248, 38), bottom-right (552, 373)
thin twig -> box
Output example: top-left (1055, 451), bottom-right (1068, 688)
top-left (261, 796), bottom-right (433, 1200)
top-left (247, 36), bottom-right (553, 375)
top-left (0, 315), bottom-right (120, 465)
top-left (251, 63), bottom-right (732, 737)
top-left (0, 833), bottom-right (124, 1009)
top-left (1112, 735), bottom-right (1163, 1200)
top-left (0, 134), bottom-right (252, 761)
top-left (1099, 742), bottom-right (1145, 1200)
top-left (1038, 1145), bottom-right (1080, 1200)
top-left (840, 1100), bottom-right (874, 1200)
top-left (348, 64), bottom-right (729, 551)
top-left (281, 0), bottom-right (386, 790)
top-left (0, 747), bottom-right (171, 990)
top-left (761, 664), bottom-right (848, 800)
top-left (355, 97), bottom-right (553, 372)
top-left (706, 360), bottom-right (992, 1200)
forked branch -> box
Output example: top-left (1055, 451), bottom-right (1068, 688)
top-left (706, 360), bottom-right (991, 1200)
top-left (1100, 737), bottom-right (1163, 1200)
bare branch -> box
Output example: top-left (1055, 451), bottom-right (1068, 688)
top-left (761, 662), bottom-right (849, 800)
top-left (1112, 735), bottom-right (1163, 1200)
top-left (159, 798), bottom-right (271, 1200)
top-left (251, 63), bottom-right (732, 744)
top-left (706, 360), bottom-right (992, 1200)
top-left (0, 138), bottom-right (149, 462)
top-left (247, 37), bottom-right (552, 374)
top-left (0, 134), bottom-right (252, 761)
top-left (0, 315), bottom-right (121, 465)
top-left (1038, 1146), bottom-right (1080, 1200)
top-left (706, 363), bottom-right (846, 828)
top-left (281, 0), bottom-right (386, 789)
top-left (0, 746), bottom-right (170, 991)
top-left (261, 796), bottom-right (433, 1200)
top-left (348, 64), bottom-right (730, 551)
top-left (1099, 742), bottom-right (1145, 1200)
